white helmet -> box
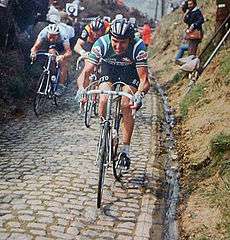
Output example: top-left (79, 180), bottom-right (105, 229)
top-left (47, 24), bottom-right (60, 34)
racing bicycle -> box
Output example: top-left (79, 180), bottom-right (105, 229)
top-left (32, 52), bottom-right (60, 116)
top-left (83, 83), bottom-right (136, 208)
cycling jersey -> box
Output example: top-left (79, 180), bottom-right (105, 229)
top-left (88, 34), bottom-right (148, 68)
top-left (80, 21), bottom-right (110, 44)
top-left (88, 34), bottom-right (148, 88)
top-left (38, 25), bottom-right (70, 45)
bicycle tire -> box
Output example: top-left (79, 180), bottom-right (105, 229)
top-left (84, 95), bottom-right (94, 128)
top-left (33, 72), bottom-right (49, 116)
top-left (112, 97), bottom-right (123, 181)
top-left (33, 94), bottom-right (47, 116)
top-left (97, 123), bottom-right (111, 208)
top-left (92, 93), bottom-right (99, 116)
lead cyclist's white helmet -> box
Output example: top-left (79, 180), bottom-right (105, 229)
top-left (47, 24), bottom-right (60, 34)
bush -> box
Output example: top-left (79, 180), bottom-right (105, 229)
top-left (219, 52), bottom-right (230, 77)
top-left (171, 72), bottom-right (184, 84)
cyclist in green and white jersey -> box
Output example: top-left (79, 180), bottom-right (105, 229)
top-left (77, 18), bottom-right (150, 169)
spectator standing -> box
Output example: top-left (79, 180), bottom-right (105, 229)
top-left (184, 0), bottom-right (204, 56)
top-left (175, 1), bottom-right (189, 62)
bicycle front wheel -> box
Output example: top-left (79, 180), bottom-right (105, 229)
top-left (97, 124), bottom-right (111, 208)
top-left (33, 72), bottom-right (49, 116)
top-left (112, 98), bottom-right (123, 181)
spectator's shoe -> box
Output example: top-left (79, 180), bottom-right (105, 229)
top-left (118, 152), bottom-right (131, 170)
top-left (55, 84), bottom-right (66, 97)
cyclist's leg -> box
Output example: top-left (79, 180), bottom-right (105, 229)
top-left (119, 67), bottom-right (140, 159)
top-left (49, 43), bottom-right (69, 85)
top-left (98, 63), bottom-right (115, 118)
top-left (59, 58), bottom-right (69, 85)
top-left (121, 84), bottom-right (137, 146)
top-left (98, 81), bottom-right (112, 118)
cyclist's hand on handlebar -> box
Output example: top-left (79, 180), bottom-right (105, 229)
top-left (130, 92), bottom-right (144, 110)
top-left (30, 52), bottom-right (37, 62)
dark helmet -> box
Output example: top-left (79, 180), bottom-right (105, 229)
top-left (110, 18), bottom-right (135, 39)
top-left (90, 17), bottom-right (104, 31)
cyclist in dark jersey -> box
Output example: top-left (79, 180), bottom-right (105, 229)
top-left (77, 18), bottom-right (150, 169)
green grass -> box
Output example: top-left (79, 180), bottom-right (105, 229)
top-left (171, 72), bottom-right (184, 85)
top-left (219, 52), bottom-right (230, 77)
top-left (211, 133), bottom-right (230, 157)
top-left (179, 84), bottom-right (204, 118)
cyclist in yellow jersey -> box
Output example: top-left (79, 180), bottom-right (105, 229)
top-left (74, 17), bottom-right (110, 58)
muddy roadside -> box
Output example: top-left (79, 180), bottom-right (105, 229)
top-left (151, 44), bottom-right (230, 240)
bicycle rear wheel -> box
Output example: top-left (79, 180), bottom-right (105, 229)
top-left (93, 95), bottom-right (99, 116)
top-left (97, 123), bottom-right (111, 208)
top-left (33, 72), bottom-right (49, 116)
top-left (84, 95), bottom-right (94, 128)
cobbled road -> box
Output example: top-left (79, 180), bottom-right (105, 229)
top-left (0, 82), bottom-right (165, 240)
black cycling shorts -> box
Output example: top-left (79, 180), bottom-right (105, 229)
top-left (100, 62), bottom-right (140, 89)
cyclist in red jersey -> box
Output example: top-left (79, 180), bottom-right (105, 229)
top-left (74, 17), bottom-right (110, 58)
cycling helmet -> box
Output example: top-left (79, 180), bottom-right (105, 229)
top-left (90, 17), bottom-right (104, 31)
top-left (47, 24), bottom-right (60, 34)
top-left (110, 18), bottom-right (135, 39)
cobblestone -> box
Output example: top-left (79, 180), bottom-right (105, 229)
top-left (0, 86), bottom-right (164, 239)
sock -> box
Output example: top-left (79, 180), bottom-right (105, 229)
top-left (122, 144), bottom-right (130, 156)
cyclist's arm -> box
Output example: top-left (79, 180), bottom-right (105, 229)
top-left (74, 38), bottom-right (87, 55)
top-left (31, 39), bottom-right (42, 54)
top-left (77, 61), bottom-right (95, 89)
top-left (63, 43), bottom-right (72, 59)
top-left (136, 66), bottom-right (150, 95)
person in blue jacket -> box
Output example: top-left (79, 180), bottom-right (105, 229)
top-left (184, 0), bottom-right (204, 55)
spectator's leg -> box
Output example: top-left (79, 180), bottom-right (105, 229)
top-left (188, 40), bottom-right (199, 56)
top-left (175, 43), bottom-right (189, 60)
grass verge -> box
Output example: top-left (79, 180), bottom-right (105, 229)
top-left (179, 84), bottom-right (204, 118)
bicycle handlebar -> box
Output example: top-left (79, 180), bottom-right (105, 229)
top-left (85, 89), bottom-right (136, 116)
top-left (86, 89), bottom-right (134, 100)
top-left (30, 52), bottom-right (60, 65)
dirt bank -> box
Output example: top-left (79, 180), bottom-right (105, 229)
top-left (150, 0), bottom-right (230, 238)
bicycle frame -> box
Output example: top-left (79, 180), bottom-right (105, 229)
top-left (35, 52), bottom-right (60, 95)
top-left (85, 87), bottom-right (135, 208)
top-left (33, 52), bottom-right (60, 116)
